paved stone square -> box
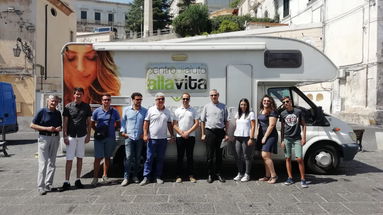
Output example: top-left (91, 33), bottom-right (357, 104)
top-left (0, 138), bottom-right (382, 215)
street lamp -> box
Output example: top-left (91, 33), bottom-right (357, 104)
top-left (140, 5), bottom-right (143, 38)
top-left (13, 37), bottom-right (33, 63)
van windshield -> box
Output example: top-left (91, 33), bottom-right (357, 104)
top-left (267, 87), bottom-right (316, 125)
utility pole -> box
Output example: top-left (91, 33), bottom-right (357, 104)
top-left (143, 0), bottom-right (153, 38)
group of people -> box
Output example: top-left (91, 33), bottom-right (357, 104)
top-left (31, 87), bottom-right (308, 195)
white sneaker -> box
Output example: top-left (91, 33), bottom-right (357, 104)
top-left (233, 173), bottom-right (243, 181)
top-left (139, 177), bottom-right (149, 186)
top-left (156, 178), bottom-right (164, 184)
top-left (121, 179), bottom-right (129, 186)
top-left (102, 175), bottom-right (110, 184)
top-left (241, 174), bottom-right (250, 182)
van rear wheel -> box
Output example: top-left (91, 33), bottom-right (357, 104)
top-left (306, 144), bottom-right (339, 174)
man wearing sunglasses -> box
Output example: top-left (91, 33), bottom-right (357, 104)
top-left (140, 92), bottom-right (175, 185)
top-left (200, 89), bottom-right (229, 183)
top-left (120, 92), bottom-right (147, 186)
top-left (280, 96), bottom-right (308, 188)
top-left (91, 94), bottom-right (121, 186)
top-left (173, 93), bottom-right (199, 183)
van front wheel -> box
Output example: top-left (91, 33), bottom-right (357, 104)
top-left (305, 145), bottom-right (339, 174)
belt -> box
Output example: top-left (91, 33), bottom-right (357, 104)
top-left (39, 132), bottom-right (59, 136)
top-left (206, 128), bottom-right (225, 132)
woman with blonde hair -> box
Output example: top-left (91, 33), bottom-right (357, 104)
top-left (256, 95), bottom-right (278, 184)
top-left (63, 44), bottom-right (120, 105)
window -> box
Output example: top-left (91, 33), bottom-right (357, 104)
top-left (283, 0), bottom-right (290, 17)
top-left (108, 13), bottom-right (114, 22)
top-left (264, 50), bottom-right (302, 68)
top-left (95, 12), bottom-right (101, 24)
top-left (81, 11), bottom-right (87, 19)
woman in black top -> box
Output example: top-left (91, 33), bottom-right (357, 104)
top-left (257, 95), bottom-right (278, 184)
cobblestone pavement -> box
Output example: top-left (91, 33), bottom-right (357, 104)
top-left (0, 140), bottom-right (382, 215)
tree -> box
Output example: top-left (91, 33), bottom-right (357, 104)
top-left (217, 20), bottom-right (240, 33)
top-left (126, 0), bottom-right (144, 33)
top-left (177, 0), bottom-right (196, 14)
top-left (126, 0), bottom-right (171, 34)
top-left (211, 15), bottom-right (275, 32)
top-left (153, 0), bottom-right (171, 30)
top-left (172, 4), bottom-right (211, 37)
top-left (230, 0), bottom-right (241, 8)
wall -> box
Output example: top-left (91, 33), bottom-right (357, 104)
top-left (34, 0), bottom-right (76, 93)
top-left (252, 0), bottom-right (382, 125)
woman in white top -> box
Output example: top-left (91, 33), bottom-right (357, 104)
top-left (232, 98), bottom-right (256, 182)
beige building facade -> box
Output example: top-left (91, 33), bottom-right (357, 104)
top-left (0, 0), bottom-right (76, 130)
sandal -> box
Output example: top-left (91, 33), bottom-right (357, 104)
top-left (258, 176), bottom-right (271, 181)
top-left (267, 176), bottom-right (278, 184)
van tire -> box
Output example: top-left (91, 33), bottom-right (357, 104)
top-left (305, 144), bottom-right (339, 174)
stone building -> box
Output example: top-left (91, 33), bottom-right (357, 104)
top-left (238, 0), bottom-right (383, 125)
top-left (73, 0), bottom-right (130, 39)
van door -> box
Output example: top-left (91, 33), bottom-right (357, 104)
top-left (226, 65), bottom-right (252, 158)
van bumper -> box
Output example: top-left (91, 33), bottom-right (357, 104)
top-left (341, 143), bottom-right (359, 161)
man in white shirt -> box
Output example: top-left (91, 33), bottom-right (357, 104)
top-left (140, 92), bottom-right (175, 185)
top-left (173, 93), bottom-right (199, 183)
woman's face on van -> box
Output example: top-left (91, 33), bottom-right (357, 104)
top-left (64, 45), bottom-right (98, 90)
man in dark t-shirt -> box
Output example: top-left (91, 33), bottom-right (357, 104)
top-left (280, 96), bottom-right (308, 188)
top-left (60, 87), bottom-right (92, 191)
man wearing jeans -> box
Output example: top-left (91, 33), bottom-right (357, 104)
top-left (280, 96), bottom-right (308, 188)
top-left (120, 92), bottom-right (147, 186)
top-left (200, 89), bottom-right (229, 183)
top-left (61, 87), bottom-right (92, 191)
top-left (140, 92), bottom-right (174, 185)
top-left (173, 93), bottom-right (199, 183)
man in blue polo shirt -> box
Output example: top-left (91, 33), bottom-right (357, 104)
top-left (120, 92), bottom-right (147, 186)
top-left (91, 94), bottom-right (121, 186)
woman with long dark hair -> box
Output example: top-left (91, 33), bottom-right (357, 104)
top-left (232, 98), bottom-right (256, 182)
top-left (257, 95), bottom-right (278, 184)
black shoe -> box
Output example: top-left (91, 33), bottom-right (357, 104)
top-left (217, 174), bottom-right (226, 183)
top-left (207, 175), bottom-right (214, 183)
top-left (59, 182), bottom-right (71, 192)
top-left (75, 179), bottom-right (84, 189)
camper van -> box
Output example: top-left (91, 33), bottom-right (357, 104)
top-left (62, 35), bottom-right (359, 174)
top-left (0, 82), bottom-right (18, 135)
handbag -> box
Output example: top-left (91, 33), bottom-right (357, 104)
top-left (94, 108), bottom-right (113, 140)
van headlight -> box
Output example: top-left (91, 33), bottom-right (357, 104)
top-left (349, 132), bottom-right (357, 142)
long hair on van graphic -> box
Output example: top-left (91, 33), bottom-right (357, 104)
top-left (63, 44), bottom-right (120, 106)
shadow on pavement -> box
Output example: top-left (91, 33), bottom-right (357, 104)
top-left (80, 156), bottom-right (383, 185)
top-left (5, 139), bottom-right (36, 145)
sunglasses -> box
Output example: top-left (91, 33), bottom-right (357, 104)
top-left (210, 94), bottom-right (218, 97)
top-left (156, 98), bottom-right (165, 101)
top-left (182, 98), bottom-right (190, 101)
top-left (102, 99), bottom-right (111, 101)
top-left (135, 99), bottom-right (143, 101)
top-left (282, 100), bottom-right (290, 104)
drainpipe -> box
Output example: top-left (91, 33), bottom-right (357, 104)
top-left (45, 4), bottom-right (48, 81)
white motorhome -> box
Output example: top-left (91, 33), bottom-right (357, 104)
top-left (62, 35), bottom-right (359, 174)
